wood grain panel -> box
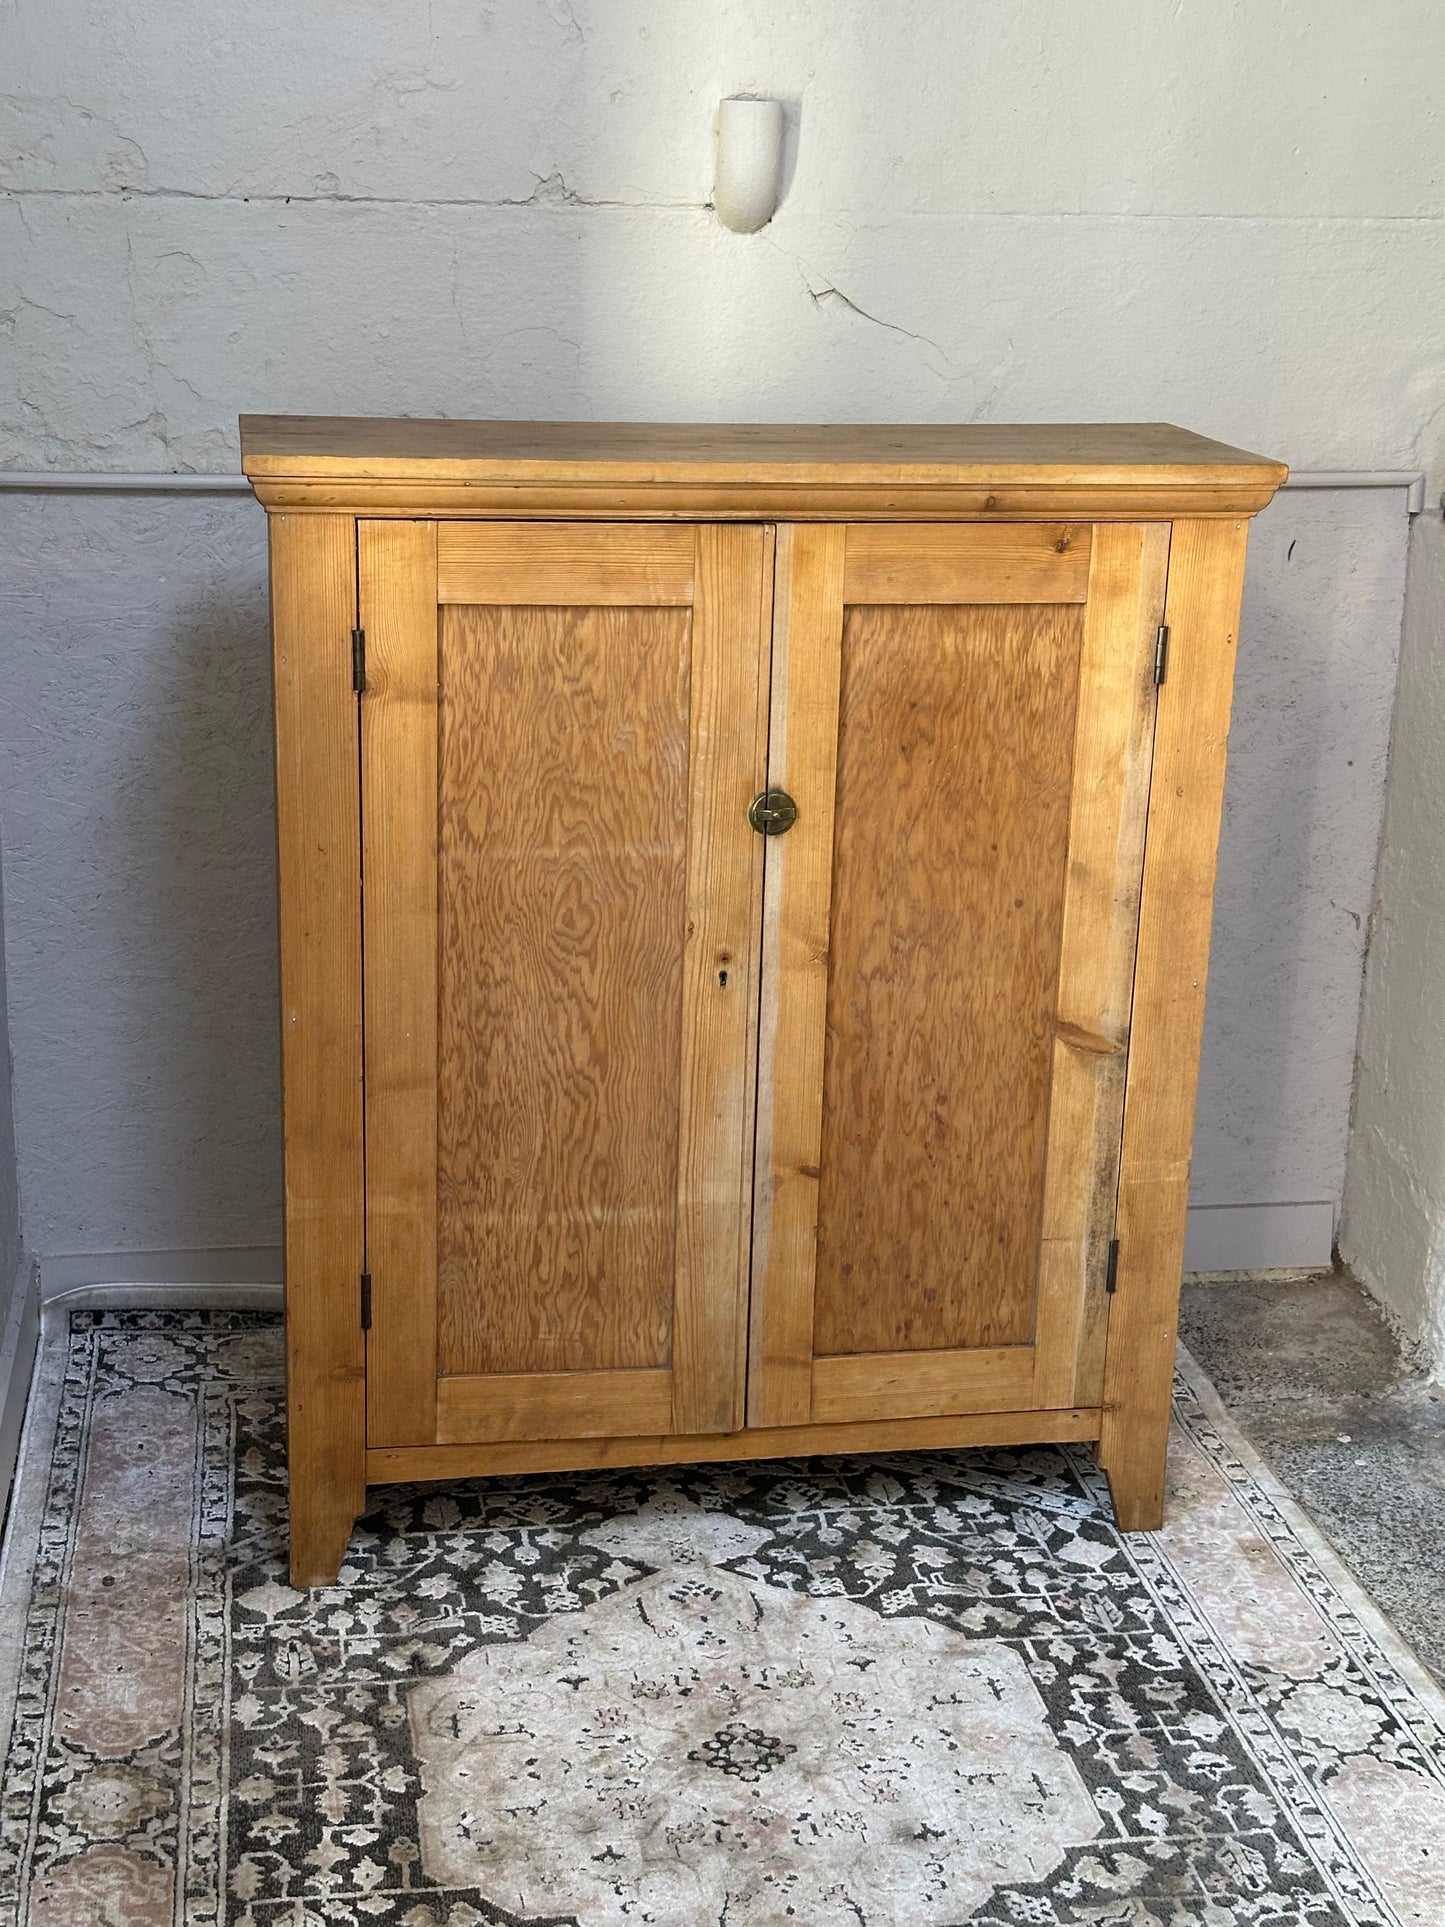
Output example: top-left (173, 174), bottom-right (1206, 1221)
top-left (669, 526), bottom-right (771, 1433)
top-left (745, 525), bottom-right (847, 1426)
top-left (369, 1404), bottom-right (1102, 1483)
top-left (811, 600), bottom-right (1085, 1358)
top-left (269, 513), bottom-right (366, 1586)
top-left (1032, 523), bottom-right (1170, 1409)
top-left (438, 522), bottom-right (694, 605)
top-left (434, 601), bottom-right (692, 1380)
top-left (360, 520), bottom-right (440, 1448)
top-left (843, 523), bottom-right (1090, 604)
top-left (436, 1369), bottom-right (672, 1444)
top-left (810, 1348), bottom-right (1036, 1424)
top-left (1099, 519), bottom-right (1251, 1529)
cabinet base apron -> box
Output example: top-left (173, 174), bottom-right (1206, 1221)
top-left (362, 1406), bottom-right (1103, 1485)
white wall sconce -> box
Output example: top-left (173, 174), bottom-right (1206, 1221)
top-left (713, 96), bottom-right (785, 233)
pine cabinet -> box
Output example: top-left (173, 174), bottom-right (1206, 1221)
top-left (242, 419), bottom-right (1286, 1586)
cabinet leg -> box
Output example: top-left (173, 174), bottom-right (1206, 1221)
top-left (285, 1315), bottom-right (366, 1586)
top-left (1096, 1419), bottom-right (1169, 1533)
top-left (285, 1344), bottom-right (366, 1584)
top-left (271, 510), bottom-right (370, 1589)
top-left (288, 1469), bottom-right (362, 1587)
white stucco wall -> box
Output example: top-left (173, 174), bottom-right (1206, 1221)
top-left (1, 1), bottom-right (1442, 1316)
top-left (1342, 515), bottom-right (1445, 1374)
top-left (3, 2), bottom-right (1443, 472)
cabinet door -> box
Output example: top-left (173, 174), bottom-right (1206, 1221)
top-left (361, 522), bottom-right (772, 1449)
top-left (748, 522), bottom-right (1169, 1427)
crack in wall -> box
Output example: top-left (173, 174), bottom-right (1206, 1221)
top-left (764, 236), bottom-right (985, 403)
top-left (541, 0), bottom-right (585, 49)
top-left (449, 245), bottom-right (471, 353)
top-left (3, 186), bottom-right (1443, 225)
top-left (806, 280), bottom-right (956, 372)
top-left (0, 180), bottom-right (707, 212)
top-left (118, 222), bottom-right (208, 467)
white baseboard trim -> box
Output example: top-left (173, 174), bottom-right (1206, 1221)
top-left (0, 1259), bottom-right (41, 1522)
top-left (1184, 1201), bottom-right (1335, 1274)
top-left (39, 1245), bottom-right (283, 1299)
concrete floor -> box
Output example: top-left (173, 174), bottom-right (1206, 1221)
top-left (1180, 1268), bottom-right (1445, 1682)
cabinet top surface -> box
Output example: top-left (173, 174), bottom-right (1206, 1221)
top-left (242, 416), bottom-right (1281, 480)
top-left (239, 418), bottom-right (1286, 518)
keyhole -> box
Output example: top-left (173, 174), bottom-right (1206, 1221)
top-left (718, 968), bottom-right (729, 989)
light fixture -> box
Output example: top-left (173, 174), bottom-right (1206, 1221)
top-left (713, 97), bottom-right (784, 234)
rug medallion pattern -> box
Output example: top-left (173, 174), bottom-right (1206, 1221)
top-left (0, 1312), bottom-right (1442, 1924)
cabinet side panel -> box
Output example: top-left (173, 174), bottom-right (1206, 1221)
top-left (270, 512), bottom-right (366, 1584)
top-left (811, 600), bottom-right (1083, 1357)
top-left (1099, 518), bottom-right (1251, 1529)
top-left (435, 602), bottom-right (692, 1378)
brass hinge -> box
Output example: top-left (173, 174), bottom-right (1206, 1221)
top-left (360, 1271), bottom-right (372, 1330)
top-left (1154, 624), bottom-right (1170, 686)
top-left (1104, 1238), bottom-right (1121, 1295)
top-left (352, 627), bottom-right (367, 694)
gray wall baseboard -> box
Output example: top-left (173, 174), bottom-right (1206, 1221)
top-left (1184, 1201), bottom-right (1335, 1274)
top-left (0, 1262), bottom-right (281, 1532)
top-left (41, 1280), bottom-right (284, 1321)
top-left (39, 1246), bottom-right (283, 1299)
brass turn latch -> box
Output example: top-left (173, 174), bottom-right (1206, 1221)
top-left (748, 789), bottom-right (798, 836)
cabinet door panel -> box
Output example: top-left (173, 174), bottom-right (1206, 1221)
top-left (812, 596), bottom-right (1085, 1357)
top-left (363, 522), bottom-right (771, 1448)
top-left (749, 522), bottom-right (1167, 1425)
top-left (435, 598), bottom-right (691, 1379)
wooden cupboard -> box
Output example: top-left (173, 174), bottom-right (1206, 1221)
top-left (241, 419), bottom-right (1286, 1586)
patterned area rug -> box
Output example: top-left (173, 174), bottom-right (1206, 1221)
top-left (1, 1313), bottom-right (1443, 1926)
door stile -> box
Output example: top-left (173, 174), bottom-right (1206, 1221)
top-left (735, 527), bottom-right (778, 1408)
top-left (359, 520), bottom-right (441, 1448)
top-left (746, 524), bottom-right (847, 1428)
top-left (670, 524), bottom-right (774, 1432)
top-left (1099, 518), bottom-right (1252, 1527)
top-left (1032, 523), bottom-right (1170, 1409)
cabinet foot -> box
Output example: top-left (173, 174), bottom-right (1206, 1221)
top-left (1096, 1432), bottom-right (1168, 1534)
top-left (288, 1484), bottom-right (361, 1588)
top-left (1102, 1466), bottom-right (1165, 1533)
